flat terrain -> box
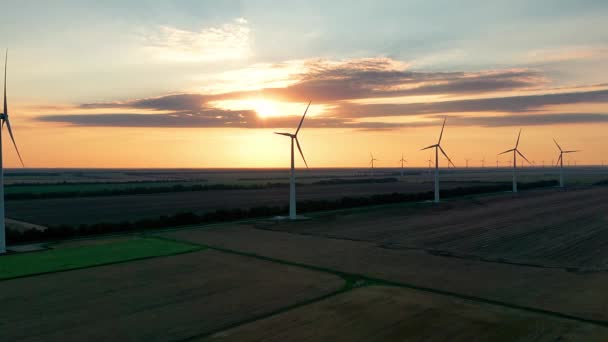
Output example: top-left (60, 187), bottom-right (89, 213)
top-left (4, 169), bottom-right (608, 340)
top-left (259, 186), bottom-right (608, 270)
top-left (160, 222), bottom-right (608, 323)
top-left (0, 249), bottom-right (344, 341)
top-left (203, 286), bottom-right (608, 342)
top-left (6, 180), bottom-right (494, 226)
top-left (0, 236), bottom-right (199, 280)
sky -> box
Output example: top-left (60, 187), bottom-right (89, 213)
top-left (1, 0), bottom-right (608, 168)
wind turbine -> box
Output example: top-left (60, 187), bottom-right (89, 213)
top-left (465, 159), bottom-right (470, 169)
top-left (421, 118), bottom-right (455, 203)
top-left (499, 129), bottom-right (530, 193)
top-left (480, 157), bottom-right (485, 168)
top-left (554, 138), bottom-right (580, 188)
top-left (369, 153), bottom-right (378, 177)
top-left (0, 51), bottom-right (24, 254)
top-left (398, 153), bottom-right (407, 176)
top-left (274, 101), bottom-right (310, 220)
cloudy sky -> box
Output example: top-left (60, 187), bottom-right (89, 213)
top-left (2, 0), bottom-right (608, 167)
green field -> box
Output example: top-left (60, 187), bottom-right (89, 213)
top-left (0, 236), bottom-right (202, 280)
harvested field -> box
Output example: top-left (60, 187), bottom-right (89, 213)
top-left (0, 250), bottom-right (344, 341)
top-left (261, 186), bottom-right (608, 270)
top-left (204, 286), bottom-right (608, 342)
top-left (6, 180), bottom-right (496, 226)
top-left (160, 223), bottom-right (608, 322)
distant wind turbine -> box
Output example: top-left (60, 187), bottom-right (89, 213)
top-left (421, 118), bottom-right (455, 203)
top-left (553, 138), bottom-right (580, 188)
top-left (399, 153), bottom-right (407, 176)
top-left (0, 50), bottom-right (25, 254)
top-left (369, 153), bottom-right (378, 177)
top-left (499, 129), bottom-right (530, 193)
top-left (274, 101), bottom-right (311, 220)
top-left (480, 157), bottom-right (485, 168)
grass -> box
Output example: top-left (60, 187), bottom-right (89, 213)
top-left (0, 236), bottom-right (202, 280)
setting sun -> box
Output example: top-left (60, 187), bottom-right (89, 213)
top-left (251, 99), bottom-right (279, 118)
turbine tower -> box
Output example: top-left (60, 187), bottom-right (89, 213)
top-left (553, 138), bottom-right (580, 188)
top-left (499, 129), bottom-right (530, 193)
top-left (399, 153), bottom-right (407, 176)
top-left (480, 157), bottom-right (485, 168)
top-left (0, 50), bottom-right (25, 254)
top-left (369, 153), bottom-right (378, 177)
top-left (421, 118), bottom-right (455, 203)
top-left (274, 101), bottom-right (310, 220)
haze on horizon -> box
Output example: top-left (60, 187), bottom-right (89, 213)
top-left (2, 0), bottom-right (608, 168)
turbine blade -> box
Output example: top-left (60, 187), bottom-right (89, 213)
top-left (421, 144), bottom-right (437, 151)
top-left (5, 117), bottom-right (24, 167)
top-left (563, 150), bottom-right (580, 153)
top-left (553, 138), bottom-right (563, 152)
top-left (556, 154), bottom-right (562, 166)
top-left (295, 101), bottom-right (311, 135)
top-left (498, 148), bottom-right (514, 155)
top-left (439, 145), bottom-right (455, 167)
top-left (515, 128), bottom-right (522, 148)
top-left (295, 137), bottom-right (308, 168)
top-left (516, 149), bottom-right (531, 164)
top-left (3, 49), bottom-right (7, 116)
top-left (274, 132), bottom-right (292, 137)
top-left (438, 117), bottom-right (446, 144)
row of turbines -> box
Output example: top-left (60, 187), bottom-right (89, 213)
top-left (0, 55), bottom-right (590, 252)
top-left (278, 105), bottom-right (585, 220)
top-left (378, 152), bottom-right (580, 172)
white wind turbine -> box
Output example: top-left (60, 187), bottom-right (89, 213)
top-left (399, 153), bottom-right (407, 176)
top-left (274, 101), bottom-right (310, 220)
top-left (553, 138), bottom-right (580, 188)
top-left (1, 51), bottom-right (25, 254)
top-left (421, 118), bottom-right (455, 203)
top-left (499, 129), bottom-right (530, 193)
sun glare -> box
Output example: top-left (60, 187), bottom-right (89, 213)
top-left (251, 99), bottom-right (279, 118)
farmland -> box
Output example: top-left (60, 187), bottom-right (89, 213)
top-left (6, 167), bottom-right (606, 227)
top-left (203, 286), bottom-right (608, 342)
top-left (0, 246), bottom-right (344, 341)
top-left (3, 168), bottom-right (608, 340)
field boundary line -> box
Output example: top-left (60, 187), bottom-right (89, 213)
top-left (175, 276), bottom-right (370, 342)
top-left (158, 235), bottom-right (608, 329)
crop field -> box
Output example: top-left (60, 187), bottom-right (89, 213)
top-left (0, 236), bottom-right (200, 280)
top-left (4, 183), bottom-right (608, 340)
top-left (260, 186), bottom-right (608, 271)
top-left (4, 180), bottom-right (208, 195)
top-left (203, 286), bottom-right (608, 342)
top-left (4, 169), bottom-right (608, 340)
top-left (0, 248), bottom-right (344, 341)
top-left (6, 179), bottom-right (500, 226)
top-left (5, 167), bottom-right (606, 228)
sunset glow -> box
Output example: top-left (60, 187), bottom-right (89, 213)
top-left (1, 1), bottom-right (607, 168)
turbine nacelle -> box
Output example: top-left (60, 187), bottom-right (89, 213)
top-left (553, 138), bottom-right (580, 166)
